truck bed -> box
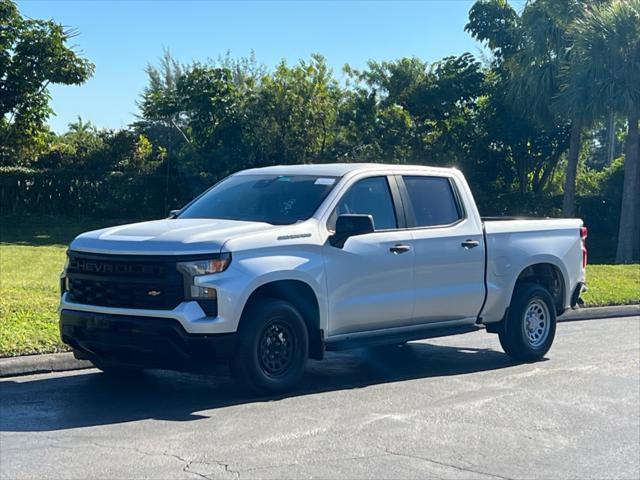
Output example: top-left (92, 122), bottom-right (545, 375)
top-left (480, 217), bottom-right (584, 325)
top-left (483, 217), bottom-right (582, 234)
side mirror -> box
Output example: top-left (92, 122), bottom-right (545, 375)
top-left (330, 214), bottom-right (375, 248)
top-left (168, 209), bottom-right (181, 219)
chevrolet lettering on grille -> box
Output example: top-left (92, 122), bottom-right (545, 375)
top-left (70, 259), bottom-right (164, 276)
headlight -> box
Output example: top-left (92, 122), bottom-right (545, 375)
top-left (177, 253), bottom-right (231, 277)
top-left (177, 254), bottom-right (230, 316)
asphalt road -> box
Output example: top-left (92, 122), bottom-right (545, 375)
top-left (1, 316), bottom-right (639, 480)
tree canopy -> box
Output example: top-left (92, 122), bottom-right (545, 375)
top-left (0, 0), bottom-right (94, 164)
top-left (1, 0), bottom-right (638, 262)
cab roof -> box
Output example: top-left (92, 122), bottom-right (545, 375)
top-left (235, 163), bottom-right (455, 177)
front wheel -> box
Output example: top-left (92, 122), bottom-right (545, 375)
top-left (232, 299), bottom-right (308, 394)
top-left (499, 283), bottom-right (557, 361)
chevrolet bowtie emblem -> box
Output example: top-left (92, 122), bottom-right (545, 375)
top-left (147, 290), bottom-right (161, 297)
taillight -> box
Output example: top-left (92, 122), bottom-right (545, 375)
top-left (580, 226), bottom-right (588, 268)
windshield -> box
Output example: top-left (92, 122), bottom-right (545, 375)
top-left (178, 174), bottom-right (339, 225)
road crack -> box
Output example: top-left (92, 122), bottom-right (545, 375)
top-left (239, 453), bottom-right (384, 474)
top-left (382, 447), bottom-right (514, 480)
top-left (181, 457), bottom-right (241, 480)
top-left (89, 441), bottom-right (239, 479)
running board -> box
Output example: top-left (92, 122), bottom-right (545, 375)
top-left (325, 323), bottom-right (480, 351)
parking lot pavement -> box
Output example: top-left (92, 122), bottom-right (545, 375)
top-left (1, 316), bottom-right (638, 480)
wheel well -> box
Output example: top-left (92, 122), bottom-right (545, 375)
top-left (242, 280), bottom-right (323, 359)
top-left (514, 263), bottom-right (565, 314)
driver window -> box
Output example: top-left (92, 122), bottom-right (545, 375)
top-left (328, 176), bottom-right (397, 231)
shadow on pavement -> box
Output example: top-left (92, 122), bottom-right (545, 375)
top-left (0, 342), bottom-right (521, 432)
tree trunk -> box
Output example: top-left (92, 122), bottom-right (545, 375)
top-left (634, 142), bottom-right (640, 261)
top-left (562, 122), bottom-right (582, 217)
top-left (535, 140), bottom-right (565, 194)
top-left (615, 114), bottom-right (639, 264)
top-left (606, 110), bottom-right (615, 165)
top-left (518, 157), bottom-right (527, 195)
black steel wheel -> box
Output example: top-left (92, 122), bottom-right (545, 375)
top-left (258, 321), bottom-right (295, 377)
top-left (232, 298), bottom-right (308, 394)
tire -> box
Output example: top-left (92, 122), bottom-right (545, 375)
top-left (499, 283), bottom-right (557, 362)
top-left (232, 298), bottom-right (309, 394)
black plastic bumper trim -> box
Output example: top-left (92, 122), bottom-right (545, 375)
top-left (571, 282), bottom-right (585, 308)
top-left (60, 309), bottom-right (236, 371)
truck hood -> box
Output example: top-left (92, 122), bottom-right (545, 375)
top-left (69, 219), bottom-right (277, 255)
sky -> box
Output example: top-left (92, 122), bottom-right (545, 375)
top-left (16, 0), bottom-right (514, 133)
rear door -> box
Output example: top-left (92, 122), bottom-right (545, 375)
top-left (398, 175), bottom-right (485, 324)
top-left (323, 175), bottom-right (415, 335)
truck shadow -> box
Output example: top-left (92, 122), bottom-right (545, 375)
top-left (0, 342), bottom-right (529, 432)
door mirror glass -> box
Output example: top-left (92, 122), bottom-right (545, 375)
top-left (330, 214), bottom-right (375, 248)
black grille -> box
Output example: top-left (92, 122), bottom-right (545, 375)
top-left (66, 251), bottom-right (185, 310)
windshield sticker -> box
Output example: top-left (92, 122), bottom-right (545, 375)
top-left (314, 178), bottom-right (336, 186)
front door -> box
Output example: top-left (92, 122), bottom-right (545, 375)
top-left (323, 176), bottom-right (415, 335)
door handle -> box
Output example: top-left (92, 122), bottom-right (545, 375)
top-left (389, 244), bottom-right (411, 254)
top-left (461, 239), bottom-right (480, 249)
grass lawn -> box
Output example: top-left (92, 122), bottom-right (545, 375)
top-left (0, 243), bottom-right (68, 356)
top-left (0, 216), bottom-right (141, 357)
top-left (581, 264), bottom-right (640, 307)
top-left (1, 216), bottom-right (638, 357)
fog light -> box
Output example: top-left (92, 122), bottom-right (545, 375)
top-left (190, 286), bottom-right (217, 299)
top-left (190, 286), bottom-right (218, 316)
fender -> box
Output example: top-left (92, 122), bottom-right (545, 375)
top-left (483, 254), bottom-right (574, 325)
top-left (202, 245), bottom-right (328, 333)
top-left (481, 225), bottom-right (581, 324)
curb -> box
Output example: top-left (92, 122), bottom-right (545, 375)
top-left (1, 305), bottom-right (638, 379)
top-left (0, 352), bottom-right (91, 378)
top-left (559, 304), bottom-right (639, 322)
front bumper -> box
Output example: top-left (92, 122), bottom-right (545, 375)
top-left (59, 292), bottom-right (235, 334)
top-left (60, 309), bottom-right (237, 370)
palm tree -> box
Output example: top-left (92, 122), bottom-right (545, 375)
top-left (562, 0), bottom-right (640, 263)
top-left (472, 0), bottom-right (588, 216)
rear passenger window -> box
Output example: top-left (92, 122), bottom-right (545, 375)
top-left (403, 176), bottom-right (462, 227)
top-left (329, 177), bottom-right (397, 231)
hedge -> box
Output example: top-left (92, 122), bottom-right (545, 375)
top-left (0, 166), bottom-right (621, 262)
top-left (0, 167), bottom-right (217, 218)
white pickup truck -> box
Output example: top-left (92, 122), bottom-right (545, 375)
top-left (60, 163), bottom-right (587, 393)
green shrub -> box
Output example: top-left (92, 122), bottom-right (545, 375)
top-left (0, 167), bottom-right (217, 219)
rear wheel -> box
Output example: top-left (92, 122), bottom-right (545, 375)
top-left (232, 298), bottom-right (308, 394)
top-left (499, 283), bottom-right (556, 361)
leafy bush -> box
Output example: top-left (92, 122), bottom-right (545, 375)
top-left (0, 167), bottom-right (217, 218)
